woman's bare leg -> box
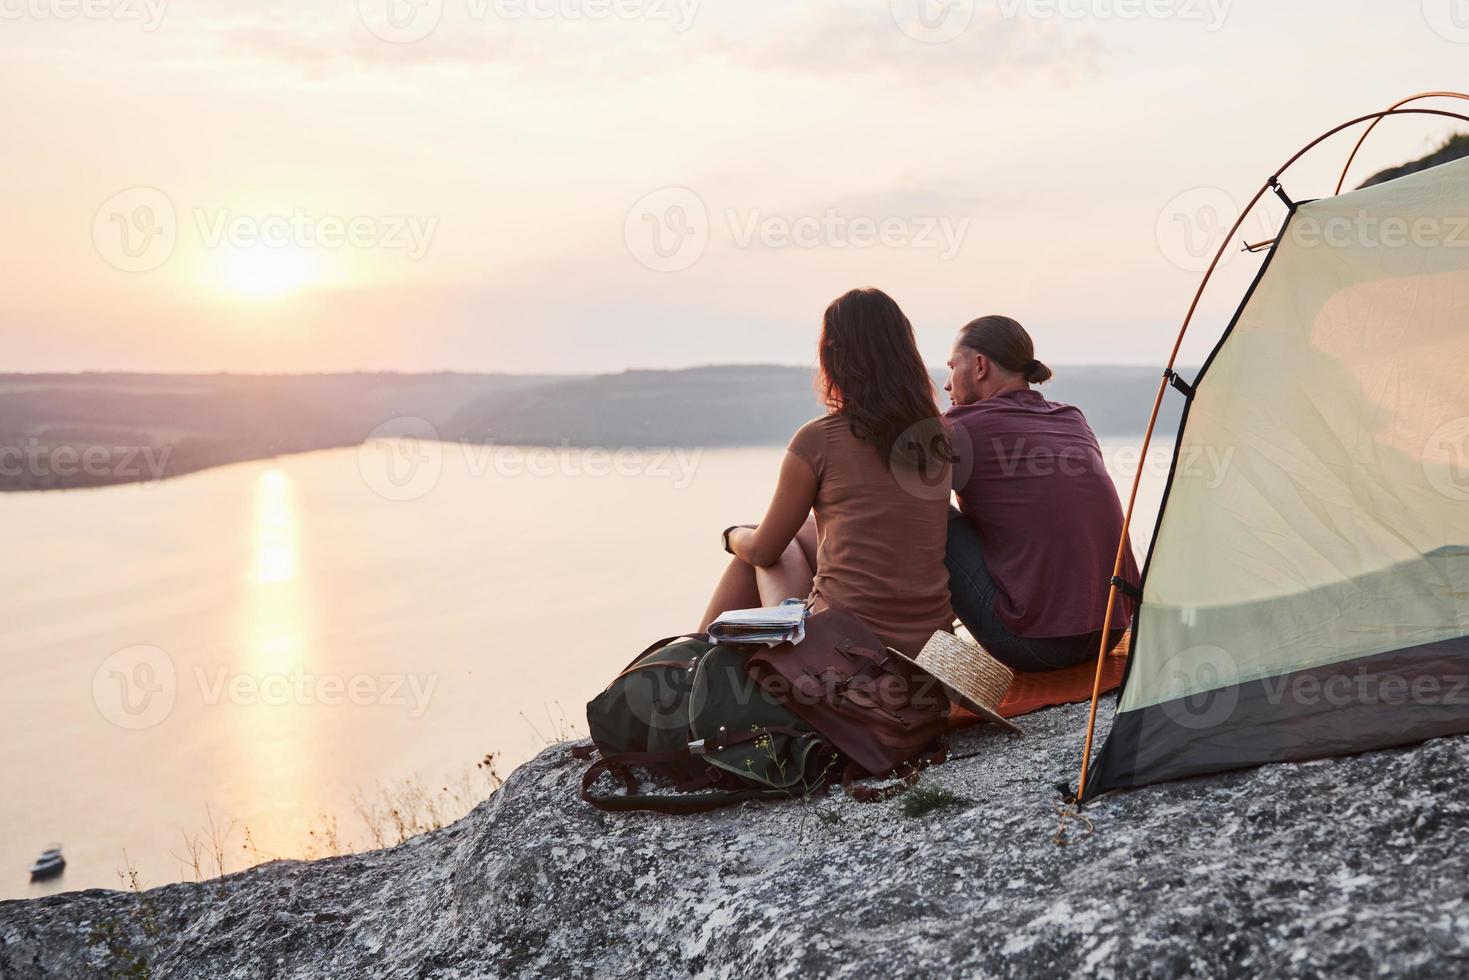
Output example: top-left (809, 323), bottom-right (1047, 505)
top-left (699, 556), bottom-right (761, 631)
top-left (700, 516), bottom-right (816, 629)
top-left (754, 539), bottom-right (815, 607)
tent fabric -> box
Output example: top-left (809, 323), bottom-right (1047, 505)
top-left (1085, 155), bottom-right (1469, 798)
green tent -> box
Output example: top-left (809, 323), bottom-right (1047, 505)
top-left (1079, 96), bottom-right (1469, 800)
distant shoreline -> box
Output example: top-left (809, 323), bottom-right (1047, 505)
top-left (0, 366), bottom-right (1180, 492)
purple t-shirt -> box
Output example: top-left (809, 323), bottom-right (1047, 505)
top-left (946, 389), bottom-right (1138, 639)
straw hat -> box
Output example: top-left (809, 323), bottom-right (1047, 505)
top-left (891, 631), bottom-right (1023, 734)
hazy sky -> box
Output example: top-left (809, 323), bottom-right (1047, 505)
top-left (3, 0), bottom-right (1467, 374)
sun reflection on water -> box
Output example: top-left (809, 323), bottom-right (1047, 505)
top-left (231, 467), bottom-right (316, 851)
top-left (251, 469), bottom-right (297, 586)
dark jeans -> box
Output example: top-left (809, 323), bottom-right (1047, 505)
top-left (944, 507), bottom-right (1122, 673)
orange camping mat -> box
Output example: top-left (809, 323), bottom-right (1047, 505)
top-left (947, 630), bottom-right (1131, 729)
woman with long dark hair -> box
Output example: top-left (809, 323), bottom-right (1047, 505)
top-left (699, 287), bottom-right (954, 656)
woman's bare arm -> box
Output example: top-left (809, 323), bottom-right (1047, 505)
top-left (727, 450), bottom-right (818, 568)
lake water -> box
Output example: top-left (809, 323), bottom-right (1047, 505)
top-left (0, 439), bottom-right (1163, 899)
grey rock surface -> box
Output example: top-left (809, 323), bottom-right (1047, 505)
top-left (3, 700), bottom-right (1467, 979)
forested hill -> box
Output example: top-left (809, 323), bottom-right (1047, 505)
top-left (0, 366), bottom-right (1180, 490)
top-left (442, 365), bottom-right (1180, 450)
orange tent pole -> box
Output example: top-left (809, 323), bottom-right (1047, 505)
top-left (1072, 104), bottom-right (1469, 806)
top-left (1334, 92), bottom-right (1469, 195)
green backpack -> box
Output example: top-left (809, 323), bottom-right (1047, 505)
top-left (581, 634), bottom-right (835, 812)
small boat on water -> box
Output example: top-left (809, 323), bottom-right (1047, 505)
top-left (29, 845), bottom-right (65, 881)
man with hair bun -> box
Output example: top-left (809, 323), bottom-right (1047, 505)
top-left (942, 315), bottom-right (1137, 672)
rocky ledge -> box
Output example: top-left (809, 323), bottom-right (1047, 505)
top-left (3, 700), bottom-right (1468, 979)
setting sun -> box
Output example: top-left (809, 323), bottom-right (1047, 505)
top-left (215, 244), bottom-right (316, 299)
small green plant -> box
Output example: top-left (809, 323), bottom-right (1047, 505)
top-left (899, 785), bottom-right (973, 818)
top-left (87, 850), bottom-right (161, 979)
top-left (746, 729), bottom-right (842, 843)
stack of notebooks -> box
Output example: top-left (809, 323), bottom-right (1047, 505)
top-left (707, 597), bottom-right (809, 647)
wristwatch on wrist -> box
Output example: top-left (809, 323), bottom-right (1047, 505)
top-left (722, 525), bottom-right (740, 555)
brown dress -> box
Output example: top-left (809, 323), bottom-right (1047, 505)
top-left (787, 414), bottom-right (954, 657)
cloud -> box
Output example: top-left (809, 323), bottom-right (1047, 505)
top-left (708, 6), bottom-right (1104, 85)
top-left (212, 9), bottom-right (527, 73)
top-left (203, 2), bottom-right (1103, 86)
